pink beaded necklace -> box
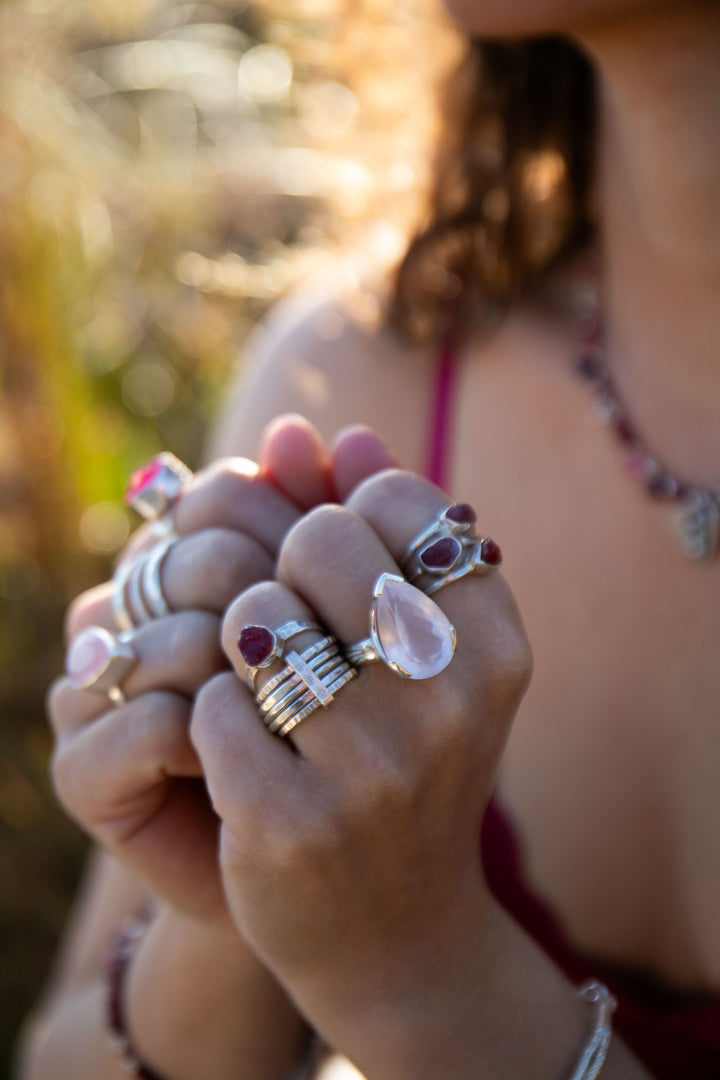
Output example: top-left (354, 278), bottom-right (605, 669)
top-left (574, 314), bottom-right (720, 561)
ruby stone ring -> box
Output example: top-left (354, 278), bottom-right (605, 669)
top-left (345, 572), bottom-right (456, 680)
top-left (238, 619), bottom-right (323, 690)
top-left (66, 625), bottom-right (137, 705)
top-left (402, 503), bottom-right (502, 596)
top-left (124, 453), bottom-right (193, 524)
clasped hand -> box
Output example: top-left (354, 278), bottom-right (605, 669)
top-left (50, 417), bottom-right (533, 1064)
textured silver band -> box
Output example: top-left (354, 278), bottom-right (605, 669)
top-left (252, 633), bottom-right (357, 739)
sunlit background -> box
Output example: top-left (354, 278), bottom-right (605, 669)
top-left (0, 0), bottom-right (458, 1070)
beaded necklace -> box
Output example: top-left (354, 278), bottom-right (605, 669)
top-left (574, 315), bottom-right (720, 562)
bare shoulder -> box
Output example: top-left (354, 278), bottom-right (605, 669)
top-left (206, 287), bottom-right (434, 469)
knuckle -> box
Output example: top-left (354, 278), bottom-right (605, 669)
top-left (203, 528), bottom-right (273, 595)
top-left (278, 503), bottom-right (364, 579)
top-left (165, 610), bottom-right (223, 667)
top-left (345, 467), bottom-right (418, 513)
top-left (201, 459), bottom-right (257, 508)
top-left (221, 579), bottom-right (288, 649)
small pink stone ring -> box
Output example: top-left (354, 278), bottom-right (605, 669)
top-left (66, 626), bottom-right (137, 705)
top-left (125, 453), bottom-right (193, 522)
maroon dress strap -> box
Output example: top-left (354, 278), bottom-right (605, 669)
top-left (425, 339), bottom-right (458, 490)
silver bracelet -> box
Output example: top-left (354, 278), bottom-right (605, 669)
top-left (568, 980), bottom-right (617, 1080)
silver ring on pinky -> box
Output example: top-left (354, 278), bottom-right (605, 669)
top-left (65, 626), bottom-right (137, 706)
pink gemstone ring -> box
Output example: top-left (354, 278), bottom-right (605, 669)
top-left (66, 625), bottom-right (137, 705)
top-left (345, 572), bottom-right (456, 680)
top-left (125, 453), bottom-right (193, 522)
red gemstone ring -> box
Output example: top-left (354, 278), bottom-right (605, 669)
top-left (401, 503), bottom-right (502, 592)
top-left (125, 453), bottom-right (193, 523)
top-left (238, 619), bottom-right (322, 689)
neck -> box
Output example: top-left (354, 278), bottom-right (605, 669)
top-left (574, 3), bottom-right (720, 483)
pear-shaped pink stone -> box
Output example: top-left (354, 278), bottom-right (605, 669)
top-left (375, 577), bottom-right (455, 679)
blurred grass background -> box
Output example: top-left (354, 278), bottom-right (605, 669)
top-left (0, 0), bottom-right (456, 1072)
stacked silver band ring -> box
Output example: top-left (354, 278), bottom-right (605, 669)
top-left (401, 502), bottom-right (502, 595)
top-left (113, 537), bottom-right (175, 632)
top-left (240, 628), bottom-right (358, 738)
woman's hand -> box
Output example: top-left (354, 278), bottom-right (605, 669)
top-left (190, 463), bottom-right (534, 1058)
top-left (47, 417), bottom-right (353, 921)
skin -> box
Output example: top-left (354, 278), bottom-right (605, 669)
top-left (23, 0), bottom-right (719, 1076)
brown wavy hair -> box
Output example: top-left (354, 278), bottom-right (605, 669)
top-left (389, 35), bottom-right (597, 341)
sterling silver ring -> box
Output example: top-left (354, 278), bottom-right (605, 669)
top-left (66, 626), bottom-right (137, 706)
top-left (124, 453), bottom-right (193, 522)
top-left (112, 537), bottom-right (176, 631)
top-left (401, 503), bottom-right (502, 594)
top-left (249, 632), bottom-right (357, 738)
top-left (345, 572), bottom-right (456, 680)
top-left (238, 620), bottom-right (323, 689)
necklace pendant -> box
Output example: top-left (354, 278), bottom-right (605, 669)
top-left (675, 493), bottom-right (720, 561)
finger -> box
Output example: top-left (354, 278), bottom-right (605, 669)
top-left (344, 469), bottom-right (531, 706)
top-left (191, 671), bottom-right (302, 835)
top-left (52, 691), bottom-right (203, 818)
top-left (172, 458), bottom-right (302, 556)
top-left (277, 490), bottom-right (529, 756)
top-left (65, 529), bottom-right (274, 639)
top-left (259, 414), bottom-right (334, 508)
top-left (54, 611), bottom-right (226, 735)
top-left (330, 425), bottom-right (400, 501)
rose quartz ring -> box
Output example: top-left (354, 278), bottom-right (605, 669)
top-left (345, 572), bottom-right (456, 680)
top-left (125, 452), bottom-right (192, 523)
top-left (402, 503), bottom-right (502, 596)
top-left (66, 625), bottom-right (137, 705)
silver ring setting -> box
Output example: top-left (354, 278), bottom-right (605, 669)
top-left (112, 537), bottom-right (176, 632)
top-left (238, 619), bottom-right (323, 689)
top-left (249, 632), bottom-right (357, 738)
top-left (66, 625), bottom-right (137, 705)
top-left (402, 503), bottom-right (502, 594)
top-left (124, 453), bottom-right (193, 522)
top-left (345, 572), bottom-right (456, 680)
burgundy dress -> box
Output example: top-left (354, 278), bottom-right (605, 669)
top-left (426, 343), bottom-right (720, 1078)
